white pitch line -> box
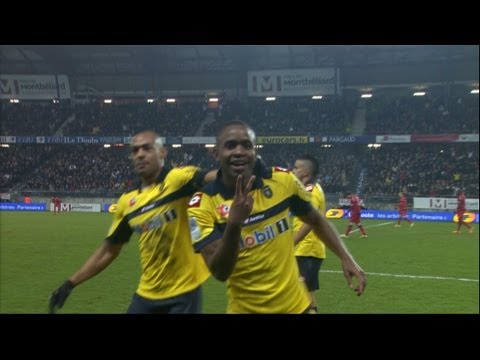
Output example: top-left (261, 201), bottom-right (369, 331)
top-left (322, 270), bottom-right (479, 283)
top-left (335, 220), bottom-right (478, 282)
top-left (349, 221), bottom-right (394, 233)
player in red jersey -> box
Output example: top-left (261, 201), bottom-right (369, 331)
top-left (52, 196), bottom-right (62, 215)
top-left (341, 193), bottom-right (367, 238)
top-left (395, 192), bottom-right (414, 227)
top-left (453, 190), bottom-right (473, 234)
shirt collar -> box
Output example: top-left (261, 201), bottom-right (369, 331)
top-left (213, 159), bottom-right (265, 199)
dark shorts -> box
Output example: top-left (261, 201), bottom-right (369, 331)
top-left (296, 256), bottom-right (323, 292)
top-left (127, 286), bottom-right (202, 314)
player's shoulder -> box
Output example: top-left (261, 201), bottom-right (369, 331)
top-left (167, 165), bottom-right (201, 183)
top-left (305, 183), bottom-right (315, 192)
top-left (170, 165), bottom-right (199, 175)
top-left (272, 166), bottom-right (290, 173)
top-left (119, 187), bottom-right (138, 201)
top-left (312, 182), bottom-right (325, 195)
top-left (271, 166), bottom-right (291, 180)
top-left (115, 188), bottom-right (138, 210)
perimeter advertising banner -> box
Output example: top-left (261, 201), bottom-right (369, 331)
top-left (0, 203), bottom-right (47, 211)
top-left (0, 74), bottom-right (71, 99)
top-left (325, 209), bottom-right (479, 223)
top-left (414, 197), bottom-right (479, 211)
top-left (248, 68), bottom-right (340, 97)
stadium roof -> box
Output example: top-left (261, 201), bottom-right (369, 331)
top-left (1, 45), bottom-right (478, 76)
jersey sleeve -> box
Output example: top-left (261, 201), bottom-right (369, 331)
top-left (173, 166), bottom-right (207, 195)
top-left (105, 193), bottom-right (133, 244)
top-left (187, 192), bottom-right (224, 253)
top-left (284, 171), bottom-right (313, 216)
top-left (312, 183), bottom-right (326, 215)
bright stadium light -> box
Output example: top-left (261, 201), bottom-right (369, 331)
top-left (265, 97), bottom-right (276, 101)
top-left (147, 98), bottom-right (155, 103)
top-left (104, 99), bottom-right (112, 104)
top-left (166, 98), bottom-right (176, 103)
top-left (413, 92), bottom-right (426, 96)
top-left (471, 89), bottom-right (479, 94)
top-left (9, 99), bottom-right (19, 103)
top-left (209, 98), bottom-right (219, 102)
top-left (103, 144), bottom-right (111, 148)
top-left (0, 144), bottom-right (10, 148)
top-left (312, 95), bottom-right (323, 100)
top-left (361, 94), bottom-right (373, 98)
top-left (172, 144), bottom-right (182, 148)
top-left (205, 144), bottom-right (215, 148)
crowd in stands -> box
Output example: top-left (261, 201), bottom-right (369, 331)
top-left (1, 103), bottom-right (72, 136)
top-left (362, 143), bottom-right (479, 197)
top-left (208, 96), bottom-right (356, 136)
top-left (1, 143), bottom-right (477, 198)
top-left (1, 93), bottom-right (478, 198)
top-left (364, 94), bottom-right (479, 135)
top-left (62, 102), bottom-right (205, 136)
top-left (2, 94), bottom-right (478, 137)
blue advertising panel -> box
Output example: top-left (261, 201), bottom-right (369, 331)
top-left (0, 203), bottom-right (47, 211)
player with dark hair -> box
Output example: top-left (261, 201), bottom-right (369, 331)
top-left (188, 121), bottom-right (366, 313)
top-left (341, 193), bottom-right (367, 238)
top-left (291, 154), bottom-right (326, 314)
top-left (49, 130), bottom-right (216, 314)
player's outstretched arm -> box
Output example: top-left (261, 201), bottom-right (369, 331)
top-left (299, 209), bottom-right (367, 296)
top-left (48, 240), bottom-right (123, 313)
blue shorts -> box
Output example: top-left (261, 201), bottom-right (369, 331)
top-left (127, 286), bottom-right (202, 314)
top-left (296, 256), bottom-right (323, 292)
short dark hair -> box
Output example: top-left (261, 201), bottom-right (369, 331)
top-left (216, 120), bottom-right (256, 144)
top-left (297, 154), bottom-right (319, 177)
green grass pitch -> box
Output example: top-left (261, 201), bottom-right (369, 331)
top-left (0, 212), bottom-right (478, 314)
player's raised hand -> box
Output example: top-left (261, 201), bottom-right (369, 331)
top-left (228, 175), bottom-right (256, 226)
top-left (49, 280), bottom-right (74, 314)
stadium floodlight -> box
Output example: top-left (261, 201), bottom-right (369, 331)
top-left (471, 89), bottom-right (479, 94)
top-left (9, 99), bottom-right (19, 103)
top-left (104, 99), bottom-right (112, 103)
top-left (172, 144), bottom-right (182, 148)
top-left (265, 97), bottom-right (276, 101)
top-left (103, 144), bottom-right (111, 148)
top-left (312, 95), bottom-right (323, 100)
top-left (413, 92), bottom-right (426, 96)
top-left (205, 144), bottom-right (215, 148)
top-left (166, 98), bottom-right (176, 103)
top-left (0, 144), bottom-right (10, 148)
top-left (361, 94), bottom-right (373, 98)
top-left (147, 98), bottom-right (155, 103)
top-left (209, 98), bottom-right (219, 102)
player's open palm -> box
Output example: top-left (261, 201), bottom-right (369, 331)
top-left (228, 175), bottom-right (256, 227)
